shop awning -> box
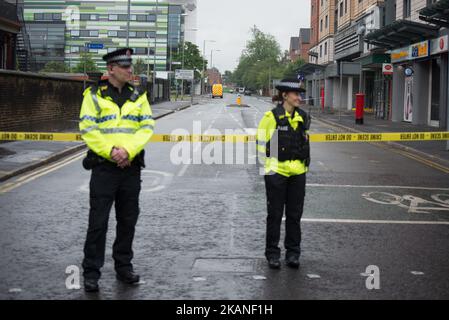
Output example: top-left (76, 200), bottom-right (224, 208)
top-left (296, 63), bottom-right (325, 75)
top-left (364, 20), bottom-right (439, 49)
top-left (419, 0), bottom-right (449, 28)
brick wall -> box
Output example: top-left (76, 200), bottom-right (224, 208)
top-left (0, 70), bottom-right (93, 131)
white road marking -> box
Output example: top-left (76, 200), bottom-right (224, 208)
top-left (301, 218), bottom-right (449, 225)
top-left (307, 274), bottom-right (321, 279)
top-left (306, 184), bottom-right (449, 191)
top-left (410, 271), bottom-right (425, 275)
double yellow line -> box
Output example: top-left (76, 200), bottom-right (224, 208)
top-left (0, 151), bottom-right (85, 194)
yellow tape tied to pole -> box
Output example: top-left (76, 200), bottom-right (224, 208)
top-left (1, 131), bottom-right (449, 143)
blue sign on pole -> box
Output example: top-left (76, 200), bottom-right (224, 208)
top-left (87, 43), bottom-right (104, 50)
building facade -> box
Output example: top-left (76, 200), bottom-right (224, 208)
top-left (22, 0), bottom-right (174, 72)
top-left (365, 0), bottom-right (448, 128)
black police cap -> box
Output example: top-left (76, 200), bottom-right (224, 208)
top-left (275, 78), bottom-right (305, 93)
top-left (102, 48), bottom-right (134, 67)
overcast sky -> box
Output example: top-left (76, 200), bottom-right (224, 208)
top-left (197, 0), bottom-right (311, 72)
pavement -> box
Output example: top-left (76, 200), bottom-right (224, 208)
top-left (0, 98), bottom-right (201, 182)
top-left (310, 107), bottom-right (449, 167)
top-left (0, 94), bottom-right (449, 300)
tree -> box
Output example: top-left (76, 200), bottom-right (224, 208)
top-left (171, 41), bottom-right (207, 79)
top-left (283, 57), bottom-right (306, 79)
top-left (40, 61), bottom-right (71, 73)
top-left (133, 58), bottom-right (147, 75)
top-left (72, 52), bottom-right (100, 73)
top-left (232, 26), bottom-right (283, 91)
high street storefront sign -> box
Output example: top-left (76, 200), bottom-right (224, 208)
top-left (391, 35), bottom-right (448, 63)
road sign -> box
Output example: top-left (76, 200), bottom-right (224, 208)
top-left (382, 63), bottom-right (393, 75)
top-left (175, 69), bottom-right (194, 80)
top-left (87, 43), bottom-right (104, 50)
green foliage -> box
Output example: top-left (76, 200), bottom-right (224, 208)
top-left (230, 26), bottom-right (307, 92)
top-left (72, 52), bottom-right (100, 73)
top-left (171, 41), bottom-right (207, 79)
top-left (41, 61), bottom-right (71, 73)
top-left (133, 58), bottom-right (147, 75)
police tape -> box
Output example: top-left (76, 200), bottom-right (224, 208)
top-left (1, 131), bottom-right (449, 143)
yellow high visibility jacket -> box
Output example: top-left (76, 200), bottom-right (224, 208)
top-left (79, 84), bottom-right (155, 162)
top-left (257, 107), bottom-right (309, 177)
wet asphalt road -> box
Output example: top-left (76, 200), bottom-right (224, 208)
top-left (0, 94), bottom-right (449, 300)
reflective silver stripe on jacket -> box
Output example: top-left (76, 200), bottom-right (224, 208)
top-left (99, 128), bottom-right (137, 134)
top-left (81, 125), bottom-right (99, 134)
top-left (90, 88), bottom-right (101, 114)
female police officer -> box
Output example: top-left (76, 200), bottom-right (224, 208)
top-left (256, 78), bottom-right (311, 269)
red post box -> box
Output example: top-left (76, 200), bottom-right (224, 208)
top-left (355, 93), bottom-right (365, 125)
top-left (320, 87), bottom-right (325, 111)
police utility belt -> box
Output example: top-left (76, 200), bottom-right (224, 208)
top-left (82, 149), bottom-right (146, 170)
top-left (266, 105), bottom-right (311, 163)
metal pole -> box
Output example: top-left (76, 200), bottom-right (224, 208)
top-left (126, 0), bottom-right (130, 47)
top-left (147, 33), bottom-right (150, 78)
top-left (202, 39), bottom-right (206, 95)
top-left (447, 54), bottom-right (449, 150)
top-left (152, 0), bottom-right (158, 102)
top-left (339, 62), bottom-right (343, 121)
top-left (181, 34), bottom-right (185, 100)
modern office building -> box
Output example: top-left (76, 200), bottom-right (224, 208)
top-left (22, 0), bottom-right (175, 72)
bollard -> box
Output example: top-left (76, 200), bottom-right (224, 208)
top-left (237, 95), bottom-right (241, 106)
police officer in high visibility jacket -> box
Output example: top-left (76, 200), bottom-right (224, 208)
top-left (79, 48), bottom-right (155, 292)
top-left (256, 78), bottom-right (310, 270)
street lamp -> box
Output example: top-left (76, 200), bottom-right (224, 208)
top-left (202, 39), bottom-right (216, 94)
top-left (210, 49), bottom-right (221, 69)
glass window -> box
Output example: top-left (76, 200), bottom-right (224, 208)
top-left (53, 13), bottom-right (62, 20)
top-left (135, 48), bottom-right (147, 55)
top-left (71, 46), bottom-right (80, 53)
top-left (118, 14), bottom-right (128, 21)
top-left (70, 30), bottom-right (80, 37)
top-left (136, 31), bottom-right (146, 38)
top-left (137, 15), bottom-right (147, 21)
top-left (89, 30), bottom-right (99, 37)
top-left (129, 31), bottom-right (136, 38)
top-left (34, 13), bottom-right (44, 20)
top-left (108, 47), bottom-right (117, 53)
top-left (146, 31), bottom-right (156, 38)
top-left (90, 14), bottom-right (98, 20)
top-left (43, 13), bottom-right (53, 20)
top-left (80, 14), bottom-right (90, 21)
top-left (130, 14), bottom-right (137, 21)
top-left (118, 31), bottom-right (128, 38)
top-left (109, 14), bottom-right (118, 21)
top-left (108, 30), bottom-right (118, 37)
top-left (147, 15), bottom-right (156, 22)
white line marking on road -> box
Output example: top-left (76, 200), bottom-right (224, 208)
top-left (252, 275), bottom-right (267, 280)
top-left (301, 218), bottom-right (449, 225)
top-left (307, 274), bottom-right (321, 279)
top-left (306, 184), bottom-right (449, 191)
top-left (410, 271), bottom-right (425, 275)
top-left (193, 277), bottom-right (207, 282)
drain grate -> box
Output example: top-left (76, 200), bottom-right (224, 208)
top-left (193, 258), bottom-right (257, 273)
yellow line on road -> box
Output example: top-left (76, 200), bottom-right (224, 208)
top-left (0, 151), bottom-right (85, 194)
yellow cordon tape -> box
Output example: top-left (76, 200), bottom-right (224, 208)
top-left (1, 131), bottom-right (449, 143)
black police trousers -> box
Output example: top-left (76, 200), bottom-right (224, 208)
top-left (264, 172), bottom-right (306, 260)
top-left (82, 161), bottom-right (141, 280)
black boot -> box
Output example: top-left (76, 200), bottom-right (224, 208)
top-left (84, 278), bottom-right (99, 292)
top-left (116, 270), bottom-right (140, 284)
top-left (267, 258), bottom-right (281, 269)
top-left (286, 256), bottom-right (300, 269)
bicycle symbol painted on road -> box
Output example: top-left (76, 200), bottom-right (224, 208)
top-left (362, 192), bottom-right (449, 214)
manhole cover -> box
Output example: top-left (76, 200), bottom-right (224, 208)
top-left (193, 258), bottom-right (256, 273)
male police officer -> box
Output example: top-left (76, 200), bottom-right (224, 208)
top-left (79, 48), bottom-right (155, 292)
top-left (256, 78), bottom-right (310, 269)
